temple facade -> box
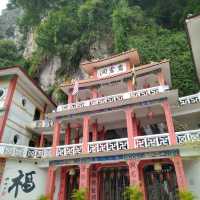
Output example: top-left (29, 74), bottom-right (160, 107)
top-left (0, 50), bottom-right (200, 200)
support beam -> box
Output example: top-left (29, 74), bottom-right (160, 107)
top-left (39, 133), bottom-right (44, 147)
top-left (172, 156), bottom-right (187, 190)
top-left (162, 100), bottom-right (177, 145)
top-left (91, 87), bottom-right (98, 99)
top-left (52, 120), bottom-right (61, 156)
top-left (46, 166), bottom-right (56, 200)
top-left (58, 167), bottom-right (67, 200)
top-left (128, 160), bottom-right (140, 186)
top-left (0, 76), bottom-right (18, 142)
top-left (92, 122), bottom-right (98, 142)
top-left (157, 71), bottom-right (165, 86)
top-left (79, 164), bottom-right (90, 199)
top-left (68, 92), bottom-right (73, 104)
top-left (65, 124), bottom-right (71, 145)
top-left (75, 128), bottom-right (79, 143)
top-left (82, 116), bottom-right (90, 153)
top-left (125, 107), bottom-right (134, 149)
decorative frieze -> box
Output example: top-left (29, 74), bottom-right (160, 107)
top-left (88, 138), bottom-right (128, 153)
top-left (134, 133), bottom-right (170, 148)
top-left (179, 93), bottom-right (200, 106)
top-left (57, 85), bottom-right (169, 112)
top-left (1, 129), bottom-right (200, 159)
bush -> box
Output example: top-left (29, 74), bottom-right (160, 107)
top-left (72, 188), bottom-right (87, 200)
top-left (123, 185), bottom-right (143, 200)
top-left (178, 190), bottom-right (196, 200)
top-left (37, 195), bottom-right (49, 200)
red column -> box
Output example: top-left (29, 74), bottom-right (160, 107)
top-left (79, 164), bottom-right (90, 199)
top-left (162, 100), bottom-right (177, 145)
top-left (46, 166), bottom-right (56, 200)
top-left (65, 124), bottom-right (71, 145)
top-left (46, 121), bottom-right (61, 199)
top-left (127, 160), bottom-right (140, 186)
top-left (125, 107), bottom-right (134, 149)
top-left (68, 91), bottom-right (73, 104)
top-left (132, 116), bottom-right (138, 137)
top-left (91, 87), bottom-right (98, 99)
top-left (39, 133), bottom-right (44, 147)
top-left (172, 156), bottom-right (187, 190)
top-left (157, 71), bottom-right (165, 86)
top-left (0, 76), bottom-right (18, 142)
top-left (58, 167), bottom-right (67, 200)
top-left (75, 128), bottom-right (79, 143)
top-left (92, 123), bottom-right (98, 142)
top-left (127, 79), bottom-right (134, 91)
top-left (82, 116), bottom-right (90, 153)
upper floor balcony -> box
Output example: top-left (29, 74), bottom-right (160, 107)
top-left (0, 129), bottom-right (200, 160)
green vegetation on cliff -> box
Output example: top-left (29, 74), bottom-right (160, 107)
top-left (1, 0), bottom-right (199, 99)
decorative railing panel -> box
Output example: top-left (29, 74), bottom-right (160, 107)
top-left (56, 144), bottom-right (83, 157)
top-left (57, 85), bottom-right (169, 112)
top-left (1, 129), bottom-right (200, 159)
top-left (29, 119), bottom-right (54, 129)
top-left (176, 130), bottom-right (200, 144)
top-left (88, 138), bottom-right (128, 153)
top-left (179, 93), bottom-right (200, 106)
top-left (134, 133), bottom-right (170, 148)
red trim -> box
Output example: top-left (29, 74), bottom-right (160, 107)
top-left (65, 124), bottom-right (71, 145)
top-left (52, 121), bottom-right (61, 156)
top-left (39, 133), bottom-right (44, 147)
top-left (82, 116), bottom-right (90, 153)
top-left (0, 76), bottom-right (18, 142)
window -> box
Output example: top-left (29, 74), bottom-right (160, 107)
top-left (13, 134), bottom-right (19, 144)
top-left (0, 88), bottom-right (6, 100)
top-left (33, 108), bottom-right (41, 120)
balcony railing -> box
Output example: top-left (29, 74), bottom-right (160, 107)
top-left (134, 133), bottom-right (170, 148)
top-left (1, 129), bottom-right (200, 159)
top-left (179, 92), bottom-right (200, 106)
top-left (56, 85), bottom-right (169, 112)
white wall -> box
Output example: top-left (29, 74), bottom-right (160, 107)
top-left (183, 159), bottom-right (200, 198)
top-left (2, 88), bottom-right (36, 145)
top-left (0, 159), bottom-right (47, 200)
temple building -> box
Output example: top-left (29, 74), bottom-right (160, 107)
top-left (0, 49), bottom-right (200, 200)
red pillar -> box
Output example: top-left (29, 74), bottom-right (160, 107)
top-left (75, 128), bottom-right (79, 143)
top-left (65, 124), bottom-right (71, 145)
top-left (82, 116), bottom-right (90, 153)
top-left (125, 107), bottom-right (134, 149)
top-left (68, 91), bottom-right (73, 104)
top-left (58, 167), bottom-right (67, 200)
top-left (0, 76), bottom-right (18, 142)
top-left (157, 71), bottom-right (165, 86)
top-left (46, 121), bottom-right (61, 199)
top-left (46, 166), bottom-right (56, 200)
top-left (79, 164), bottom-right (90, 199)
top-left (132, 116), bottom-right (138, 137)
top-left (162, 100), bottom-right (177, 145)
top-left (172, 156), bottom-right (187, 190)
top-left (127, 79), bottom-right (134, 91)
top-left (91, 87), bottom-right (98, 99)
top-left (39, 133), bottom-right (44, 147)
top-left (127, 160), bottom-right (140, 186)
top-left (92, 123), bottom-right (98, 142)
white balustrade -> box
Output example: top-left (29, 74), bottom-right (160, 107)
top-left (29, 119), bottom-right (54, 129)
top-left (56, 144), bottom-right (83, 157)
top-left (134, 133), bottom-right (170, 148)
top-left (1, 129), bottom-right (200, 159)
top-left (57, 85), bottom-right (169, 112)
top-left (88, 138), bottom-right (128, 153)
top-left (176, 129), bottom-right (200, 144)
top-left (179, 93), bottom-right (200, 106)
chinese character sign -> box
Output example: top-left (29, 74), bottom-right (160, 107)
top-left (97, 62), bottom-right (127, 78)
top-left (7, 170), bottom-right (36, 198)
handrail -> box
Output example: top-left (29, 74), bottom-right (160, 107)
top-left (1, 129), bottom-right (200, 159)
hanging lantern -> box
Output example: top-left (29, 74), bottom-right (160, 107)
top-left (154, 163), bottom-right (162, 171)
top-left (69, 168), bottom-right (75, 176)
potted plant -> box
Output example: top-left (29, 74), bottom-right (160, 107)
top-left (72, 188), bottom-right (87, 200)
top-left (178, 190), bottom-right (196, 200)
top-left (37, 195), bottom-right (49, 200)
top-left (124, 185), bottom-right (143, 200)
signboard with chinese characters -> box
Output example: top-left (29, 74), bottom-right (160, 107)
top-left (97, 62), bottom-right (127, 78)
top-left (0, 160), bottom-right (47, 200)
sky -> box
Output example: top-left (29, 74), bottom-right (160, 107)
top-left (0, 0), bottom-right (9, 14)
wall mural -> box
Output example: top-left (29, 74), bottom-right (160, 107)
top-left (1, 170), bottom-right (36, 198)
